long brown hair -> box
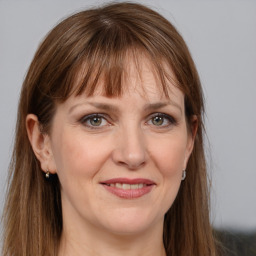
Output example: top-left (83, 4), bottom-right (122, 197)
top-left (2, 2), bottom-right (218, 255)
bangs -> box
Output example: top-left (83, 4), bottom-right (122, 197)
top-left (79, 49), bottom-right (179, 98)
top-left (60, 45), bottom-right (177, 102)
top-left (37, 2), bottom-right (199, 120)
top-left (50, 12), bottom-right (182, 102)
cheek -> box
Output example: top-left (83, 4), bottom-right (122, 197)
top-left (51, 130), bottom-right (111, 180)
top-left (149, 135), bottom-right (187, 212)
top-left (149, 134), bottom-right (188, 177)
top-left (50, 131), bottom-right (113, 213)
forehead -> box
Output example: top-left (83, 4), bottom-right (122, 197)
top-left (72, 51), bottom-right (181, 102)
top-left (60, 55), bottom-right (185, 114)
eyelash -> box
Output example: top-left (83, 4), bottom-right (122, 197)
top-left (147, 113), bottom-right (177, 128)
top-left (79, 113), bottom-right (177, 130)
top-left (79, 113), bottom-right (111, 129)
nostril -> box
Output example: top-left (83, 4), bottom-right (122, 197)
top-left (111, 131), bottom-right (147, 169)
top-left (126, 160), bottom-right (146, 170)
top-left (115, 157), bottom-right (146, 170)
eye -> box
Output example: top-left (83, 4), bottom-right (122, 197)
top-left (147, 113), bottom-right (176, 128)
top-left (152, 116), bottom-right (165, 126)
top-left (80, 114), bottom-right (109, 129)
top-left (89, 116), bottom-right (103, 126)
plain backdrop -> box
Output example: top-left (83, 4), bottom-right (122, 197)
top-left (0, 0), bottom-right (256, 231)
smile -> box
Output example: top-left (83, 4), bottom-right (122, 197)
top-left (100, 178), bottom-right (156, 199)
top-left (106, 183), bottom-right (146, 189)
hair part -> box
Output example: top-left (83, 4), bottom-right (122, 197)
top-left (2, 2), bottom-right (217, 256)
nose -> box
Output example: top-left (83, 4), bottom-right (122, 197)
top-left (112, 126), bottom-right (147, 170)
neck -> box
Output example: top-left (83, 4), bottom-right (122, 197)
top-left (58, 220), bottom-right (166, 256)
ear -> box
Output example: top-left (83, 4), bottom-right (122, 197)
top-left (26, 114), bottom-right (56, 174)
top-left (183, 115), bottom-right (198, 169)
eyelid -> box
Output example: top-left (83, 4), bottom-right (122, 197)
top-left (146, 112), bottom-right (177, 127)
top-left (78, 112), bottom-right (177, 130)
top-left (79, 113), bottom-right (112, 129)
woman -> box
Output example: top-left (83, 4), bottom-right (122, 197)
top-left (2, 2), bottom-right (218, 256)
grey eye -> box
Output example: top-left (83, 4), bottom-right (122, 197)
top-left (147, 113), bottom-right (177, 128)
top-left (80, 114), bottom-right (109, 129)
top-left (152, 116), bottom-right (164, 126)
top-left (89, 116), bottom-right (103, 126)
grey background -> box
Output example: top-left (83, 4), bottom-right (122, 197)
top-left (0, 0), bottom-right (255, 231)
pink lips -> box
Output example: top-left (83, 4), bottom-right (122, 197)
top-left (100, 178), bottom-right (155, 199)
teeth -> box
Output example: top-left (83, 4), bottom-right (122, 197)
top-left (107, 183), bottom-right (146, 189)
top-left (122, 184), bottom-right (131, 190)
top-left (138, 183), bottom-right (143, 189)
top-left (116, 183), bottom-right (122, 189)
top-left (131, 184), bottom-right (139, 189)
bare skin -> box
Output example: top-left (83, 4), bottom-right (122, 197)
top-left (27, 55), bottom-right (196, 256)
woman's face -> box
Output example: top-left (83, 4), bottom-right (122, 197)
top-left (46, 56), bottom-right (195, 236)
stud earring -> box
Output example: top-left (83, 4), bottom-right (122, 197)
top-left (45, 171), bottom-right (50, 179)
top-left (181, 170), bottom-right (186, 181)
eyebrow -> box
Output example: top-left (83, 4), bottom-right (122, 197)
top-left (144, 102), bottom-right (182, 113)
top-left (69, 102), bottom-right (119, 114)
top-left (69, 101), bottom-right (182, 114)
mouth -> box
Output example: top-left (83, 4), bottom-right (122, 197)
top-left (104, 183), bottom-right (147, 189)
top-left (100, 178), bottom-right (156, 199)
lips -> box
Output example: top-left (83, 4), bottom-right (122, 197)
top-left (100, 178), bottom-right (156, 199)
top-left (107, 183), bottom-right (146, 189)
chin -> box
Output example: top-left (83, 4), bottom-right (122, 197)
top-left (98, 207), bottom-right (162, 236)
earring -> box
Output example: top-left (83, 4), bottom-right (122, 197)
top-left (181, 170), bottom-right (186, 181)
top-left (45, 171), bottom-right (50, 179)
